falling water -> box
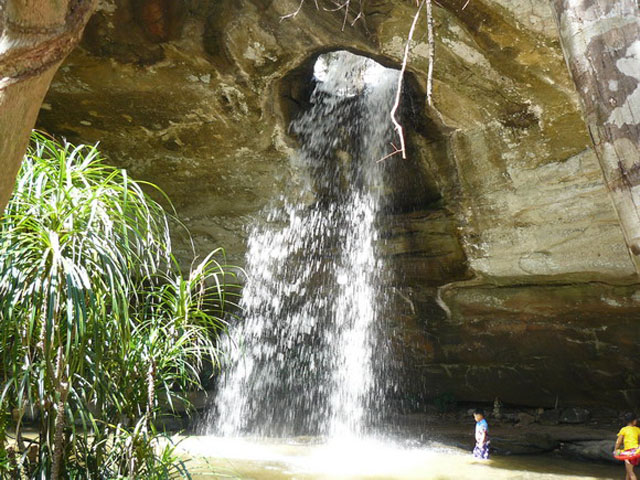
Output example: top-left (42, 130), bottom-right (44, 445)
top-left (210, 51), bottom-right (399, 438)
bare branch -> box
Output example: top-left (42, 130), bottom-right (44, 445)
top-left (377, 143), bottom-right (403, 163)
top-left (462, 0), bottom-right (471, 9)
top-left (282, 0), bottom-right (365, 29)
top-left (342, 1), bottom-right (351, 30)
top-left (280, 0), bottom-right (305, 21)
top-left (389, 0), bottom-right (426, 160)
top-left (280, 0), bottom-right (321, 21)
top-left (322, 0), bottom-right (352, 31)
top-left (351, 0), bottom-right (366, 27)
top-left (426, 0), bottom-right (435, 106)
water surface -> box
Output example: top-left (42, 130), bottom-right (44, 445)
top-left (179, 436), bottom-right (620, 480)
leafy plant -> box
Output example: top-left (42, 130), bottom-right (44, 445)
top-left (0, 132), bottom-right (239, 479)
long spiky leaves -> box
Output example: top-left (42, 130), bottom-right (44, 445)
top-left (0, 132), bottom-right (239, 478)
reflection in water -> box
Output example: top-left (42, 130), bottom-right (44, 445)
top-left (179, 437), bottom-right (619, 480)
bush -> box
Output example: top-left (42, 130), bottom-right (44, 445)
top-left (0, 132), bottom-right (239, 479)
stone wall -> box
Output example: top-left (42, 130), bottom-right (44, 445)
top-left (36, 0), bottom-right (640, 408)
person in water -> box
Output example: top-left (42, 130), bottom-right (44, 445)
top-left (615, 413), bottom-right (640, 480)
top-left (472, 408), bottom-right (490, 460)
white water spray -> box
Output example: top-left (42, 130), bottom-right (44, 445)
top-left (209, 51), bottom-right (399, 438)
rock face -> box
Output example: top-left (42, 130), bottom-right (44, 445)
top-left (36, 0), bottom-right (640, 409)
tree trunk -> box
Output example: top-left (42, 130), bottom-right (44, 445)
top-left (51, 347), bottom-right (70, 480)
top-left (0, 0), bottom-right (97, 213)
top-left (50, 386), bottom-right (69, 480)
top-left (549, 0), bottom-right (640, 274)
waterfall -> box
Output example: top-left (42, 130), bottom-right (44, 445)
top-left (209, 51), bottom-right (399, 438)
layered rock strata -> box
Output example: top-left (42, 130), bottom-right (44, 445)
top-left (36, 0), bottom-right (640, 408)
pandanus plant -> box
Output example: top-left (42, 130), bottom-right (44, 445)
top-left (0, 133), bottom-right (239, 479)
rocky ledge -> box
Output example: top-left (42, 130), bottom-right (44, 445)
top-left (391, 406), bottom-right (625, 464)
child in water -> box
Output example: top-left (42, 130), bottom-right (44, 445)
top-left (472, 408), bottom-right (490, 460)
top-left (615, 413), bottom-right (640, 480)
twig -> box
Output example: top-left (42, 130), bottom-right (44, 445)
top-left (322, 0), bottom-right (352, 31)
top-left (377, 143), bottom-right (403, 163)
top-left (282, 0), bottom-right (365, 29)
top-left (280, 0), bottom-right (320, 21)
top-left (389, 0), bottom-right (426, 160)
top-left (353, 0), bottom-right (366, 27)
top-left (462, 0), bottom-right (471, 9)
top-left (426, 0), bottom-right (435, 106)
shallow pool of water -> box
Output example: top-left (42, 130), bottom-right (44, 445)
top-left (177, 436), bottom-right (621, 480)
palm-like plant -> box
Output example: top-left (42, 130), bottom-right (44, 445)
top-left (0, 132), bottom-right (239, 479)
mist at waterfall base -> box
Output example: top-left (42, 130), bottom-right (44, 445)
top-left (180, 437), bottom-right (619, 480)
top-left (207, 51), bottom-right (399, 439)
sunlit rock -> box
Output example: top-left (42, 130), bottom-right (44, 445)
top-left (36, 0), bottom-right (640, 410)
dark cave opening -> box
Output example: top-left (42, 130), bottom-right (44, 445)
top-left (277, 49), bottom-right (450, 214)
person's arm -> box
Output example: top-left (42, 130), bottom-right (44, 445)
top-left (479, 428), bottom-right (487, 445)
top-left (615, 434), bottom-right (624, 452)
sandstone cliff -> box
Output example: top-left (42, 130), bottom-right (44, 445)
top-left (36, 0), bottom-right (640, 409)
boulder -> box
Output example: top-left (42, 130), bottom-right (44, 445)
top-left (517, 413), bottom-right (536, 427)
top-left (560, 440), bottom-right (617, 464)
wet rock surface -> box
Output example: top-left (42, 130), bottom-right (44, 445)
top-left (391, 409), bottom-right (622, 463)
top-left (35, 0), bottom-right (640, 409)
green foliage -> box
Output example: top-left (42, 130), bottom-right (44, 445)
top-left (0, 132), bottom-right (239, 479)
